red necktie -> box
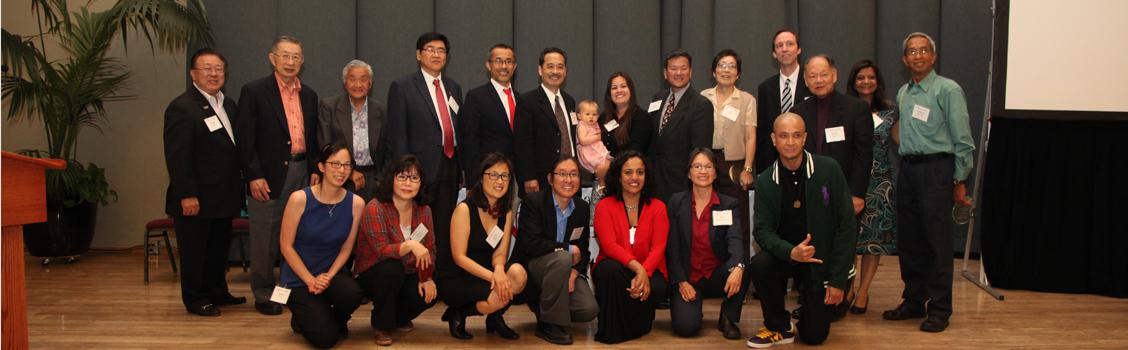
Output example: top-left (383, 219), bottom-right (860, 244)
top-left (434, 79), bottom-right (455, 158)
top-left (504, 87), bottom-right (516, 130)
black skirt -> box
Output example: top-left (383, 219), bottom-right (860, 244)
top-left (592, 258), bottom-right (668, 344)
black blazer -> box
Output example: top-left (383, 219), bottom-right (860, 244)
top-left (600, 106), bottom-right (653, 158)
top-left (386, 71), bottom-right (463, 185)
top-left (665, 191), bottom-right (746, 284)
top-left (791, 91), bottom-right (874, 197)
top-left (458, 82), bottom-right (520, 185)
top-left (235, 75), bottom-right (319, 199)
top-left (511, 190), bottom-right (591, 274)
top-left (646, 87), bottom-right (713, 201)
top-left (317, 94), bottom-right (388, 170)
top-left (755, 69), bottom-right (813, 172)
top-left (513, 87), bottom-right (577, 189)
top-left (164, 88), bottom-right (244, 217)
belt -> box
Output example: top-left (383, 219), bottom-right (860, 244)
top-left (289, 153), bottom-right (306, 161)
top-left (903, 153), bottom-right (952, 164)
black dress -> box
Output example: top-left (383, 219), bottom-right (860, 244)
top-left (435, 200), bottom-right (507, 308)
top-left (601, 107), bottom-right (653, 158)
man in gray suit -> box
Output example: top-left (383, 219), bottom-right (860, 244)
top-left (319, 59), bottom-right (387, 202)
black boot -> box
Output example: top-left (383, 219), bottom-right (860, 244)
top-left (442, 306), bottom-right (474, 340)
top-left (486, 306), bottom-right (519, 340)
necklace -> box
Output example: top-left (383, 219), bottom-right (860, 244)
top-left (625, 204), bottom-right (636, 211)
top-left (328, 203), bottom-right (338, 217)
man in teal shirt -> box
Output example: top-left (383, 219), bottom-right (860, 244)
top-left (883, 32), bottom-right (975, 333)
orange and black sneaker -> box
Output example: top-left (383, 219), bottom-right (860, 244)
top-left (746, 323), bottom-right (795, 348)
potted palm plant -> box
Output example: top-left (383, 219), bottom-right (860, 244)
top-left (2, 0), bottom-right (213, 263)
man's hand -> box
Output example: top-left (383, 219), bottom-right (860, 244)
top-left (852, 196), bottom-right (865, 214)
top-left (678, 281), bottom-right (697, 302)
top-left (180, 197), bottom-right (200, 216)
top-left (523, 179), bottom-right (540, 194)
top-left (953, 183), bottom-right (972, 206)
top-left (724, 266), bottom-right (744, 298)
top-left (571, 245), bottom-right (581, 265)
top-left (351, 170), bottom-right (365, 190)
top-left (790, 234), bottom-right (823, 264)
top-left (824, 286), bottom-right (844, 305)
top-left (249, 178), bottom-right (271, 202)
top-left (568, 269), bottom-right (578, 293)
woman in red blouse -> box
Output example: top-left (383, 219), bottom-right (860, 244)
top-left (592, 150), bottom-right (669, 344)
top-left (353, 155), bottom-right (437, 346)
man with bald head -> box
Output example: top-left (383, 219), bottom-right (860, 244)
top-left (746, 114), bottom-right (857, 348)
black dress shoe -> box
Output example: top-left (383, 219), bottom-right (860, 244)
top-left (441, 307), bottom-right (473, 340)
top-left (831, 299), bottom-right (850, 322)
top-left (188, 303), bottom-right (221, 317)
top-left (719, 315), bottom-right (741, 340)
top-left (882, 303), bottom-right (926, 320)
top-left (535, 323), bottom-right (573, 345)
top-left (215, 295), bottom-right (247, 306)
top-left (255, 301), bottom-right (283, 315)
top-left (920, 315), bottom-right (949, 332)
top-left (486, 313), bottom-right (519, 340)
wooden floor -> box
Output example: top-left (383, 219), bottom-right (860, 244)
top-left (23, 249), bottom-right (1128, 349)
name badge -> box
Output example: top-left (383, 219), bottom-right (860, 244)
top-left (825, 126), bottom-right (846, 143)
top-left (629, 227), bottom-right (637, 245)
top-left (570, 112), bottom-right (579, 125)
top-left (410, 224), bottom-right (429, 242)
top-left (204, 115), bottom-right (223, 132)
top-left (648, 100), bottom-right (663, 113)
top-left (721, 105), bottom-right (740, 122)
top-left (604, 119), bottom-right (620, 131)
top-left (447, 96), bottom-right (460, 114)
top-left (570, 227), bottom-right (584, 241)
top-left (872, 112), bottom-right (884, 128)
top-left (912, 104), bottom-right (930, 122)
top-left (486, 225), bottom-right (504, 248)
top-left (712, 210), bottom-right (733, 226)
top-left (270, 285), bottom-right (291, 304)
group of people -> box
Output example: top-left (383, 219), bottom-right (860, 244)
top-left (162, 27), bottom-right (974, 348)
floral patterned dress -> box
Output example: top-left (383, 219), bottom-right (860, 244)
top-left (857, 108), bottom-right (898, 255)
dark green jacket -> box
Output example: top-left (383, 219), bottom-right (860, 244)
top-left (754, 151), bottom-right (857, 290)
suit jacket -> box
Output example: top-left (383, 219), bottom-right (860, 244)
top-left (163, 87), bottom-right (243, 217)
top-left (593, 196), bottom-right (669, 277)
top-left (511, 190), bottom-right (591, 274)
top-left (235, 74), bottom-right (319, 199)
top-left (458, 82), bottom-right (520, 185)
top-left (386, 71), bottom-right (463, 185)
top-left (755, 69), bottom-right (813, 172)
top-left (664, 190), bottom-right (746, 285)
top-left (792, 91), bottom-right (874, 197)
top-left (317, 94), bottom-right (388, 169)
top-left (514, 87), bottom-right (577, 189)
top-left (646, 87), bottom-right (713, 201)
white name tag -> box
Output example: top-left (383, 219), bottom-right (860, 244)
top-left (872, 112), bottom-right (884, 128)
top-left (570, 112), bottom-right (578, 125)
top-left (721, 105), bottom-right (740, 122)
top-left (912, 104), bottom-right (930, 122)
top-left (570, 227), bottom-right (584, 241)
top-left (825, 126), bottom-right (846, 143)
top-left (604, 119), bottom-right (620, 131)
top-left (447, 97), bottom-right (460, 114)
top-left (270, 285), bottom-right (291, 304)
top-left (410, 224), bottom-right (428, 242)
top-left (629, 227), bottom-right (637, 245)
top-left (648, 100), bottom-right (663, 113)
top-left (712, 210), bottom-right (733, 226)
top-left (204, 115), bottom-right (223, 132)
top-left (486, 225), bottom-right (504, 248)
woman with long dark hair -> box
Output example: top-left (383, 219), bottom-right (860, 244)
top-left (599, 72), bottom-right (652, 157)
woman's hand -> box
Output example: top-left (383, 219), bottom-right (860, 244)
top-left (678, 281), bottom-right (697, 302)
top-left (740, 171), bottom-right (755, 190)
top-left (408, 240), bottom-right (432, 271)
top-left (724, 267), bottom-right (744, 298)
top-left (628, 267), bottom-right (651, 300)
top-left (418, 279), bottom-right (437, 304)
top-left (492, 267), bottom-right (513, 302)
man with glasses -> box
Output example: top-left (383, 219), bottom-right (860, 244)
top-left (459, 44), bottom-right (520, 186)
top-left (318, 59), bottom-right (386, 202)
top-left (511, 157), bottom-right (599, 345)
top-left (883, 32), bottom-right (975, 333)
top-left (163, 48), bottom-right (246, 317)
top-left (515, 47), bottom-right (577, 196)
top-left (756, 29), bottom-right (813, 173)
top-left (235, 36), bottom-right (320, 316)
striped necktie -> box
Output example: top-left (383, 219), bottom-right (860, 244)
top-left (781, 78), bottom-right (793, 113)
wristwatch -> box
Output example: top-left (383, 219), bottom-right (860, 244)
top-left (743, 166), bottom-right (755, 173)
top-left (953, 179), bottom-right (966, 185)
top-left (729, 263), bottom-right (746, 272)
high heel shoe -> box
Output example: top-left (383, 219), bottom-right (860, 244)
top-left (850, 295), bottom-right (868, 314)
top-left (442, 306), bottom-right (473, 340)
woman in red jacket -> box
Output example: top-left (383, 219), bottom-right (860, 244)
top-left (592, 150), bottom-right (669, 344)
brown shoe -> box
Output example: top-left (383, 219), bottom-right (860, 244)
top-left (396, 321), bottom-right (414, 332)
top-left (373, 330), bottom-right (393, 346)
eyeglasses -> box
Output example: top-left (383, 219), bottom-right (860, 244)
top-left (422, 47), bottom-right (448, 56)
top-left (272, 52), bottom-right (303, 62)
top-left (717, 62), bottom-right (738, 71)
top-left (906, 48), bottom-right (932, 57)
top-left (324, 161), bottom-right (353, 170)
top-left (691, 164), bottom-right (715, 172)
top-left (552, 171), bottom-right (579, 179)
top-left (483, 172), bottom-right (511, 182)
top-left (491, 58), bottom-right (515, 66)
top-left (193, 66), bottom-right (225, 75)
top-left (395, 174), bottom-right (421, 183)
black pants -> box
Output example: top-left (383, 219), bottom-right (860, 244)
top-left (713, 155), bottom-right (753, 258)
top-left (356, 260), bottom-right (436, 331)
top-left (287, 273), bottom-right (363, 349)
top-left (750, 252), bottom-right (833, 345)
top-left (592, 259), bottom-right (668, 344)
top-left (670, 263), bottom-right (753, 337)
top-left (896, 155), bottom-right (955, 319)
top-left (172, 214), bottom-right (234, 310)
top-left (428, 155), bottom-right (459, 257)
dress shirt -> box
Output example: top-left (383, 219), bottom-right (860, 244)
top-left (689, 191), bottom-right (722, 283)
top-left (552, 194), bottom-right (576, 251)
top-left (541, 84), bottom-right (574, 155)
top-left (701, 87), bottom-right (757, 160)
top-left (490, 79), bottom-right (515, 121)
top-left (422, 69), bottom-right (456, 147)
top-left (275, 73), bottom-right (305, 154)
top-left (778, 67), bottom-right (801, 110)
top-left (351, 97), bottom-right (373, 166)
top-left (895, 70), bottom-right (976, 181)
top-left (193, 83), bottom-right (234, 144)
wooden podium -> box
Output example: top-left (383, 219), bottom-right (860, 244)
top-left (2, 151), bottom-right (65, 349)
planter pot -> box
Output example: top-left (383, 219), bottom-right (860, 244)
top-left (24, 200), bottom-right (97, 258)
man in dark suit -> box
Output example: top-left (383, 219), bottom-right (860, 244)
top-left (386, 31), bottom-right (463, 278)
top-left (318, 59), bottom-right (386, 202)
top-left (514, 47), bottom-right (577, 196)
top-left (163, 48), bottom-right (246, 317)
top-left (511, 157), bottom-right (598, 345)
top-left (234, 36), bottom-right (320, 316)
top-left (756, 29), bottom-right (813, 173)
top-left (792, 55), bottom-right (873, 213)
top-left (647, 49), bottom-right (713, 202)
top-left (459, 44), bottom-right (520, 186)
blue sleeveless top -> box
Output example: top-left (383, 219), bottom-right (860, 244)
top-left (280, 187), bottom-right (354, 288)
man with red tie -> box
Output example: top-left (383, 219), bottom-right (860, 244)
top-left (458, 44), bottom-right (521, 186)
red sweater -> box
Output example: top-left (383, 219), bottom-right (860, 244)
top-left (594, 196), bottom-right (668, 277)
